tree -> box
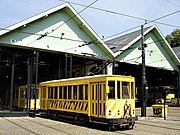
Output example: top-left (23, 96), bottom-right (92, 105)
top-left (165, 29), bottom-right (180, 48)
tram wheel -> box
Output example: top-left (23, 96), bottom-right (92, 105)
top-left (126, 122), bottom-right (134, 130)
top-left (108, 125), bottom-right (116, 131)
top-left (74, 115), bottom-right (80, 124)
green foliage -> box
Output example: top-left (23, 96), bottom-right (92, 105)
top-left (165, 29), bottom-right (180, 48)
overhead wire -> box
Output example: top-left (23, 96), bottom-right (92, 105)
top-left (49, 0), bottom-right (98, 34)
top-left (166, 0), bottom-right (180, 8)
top-left (0, 0), bottom-right (179, 57)
top-left (23, 0), bottom-right (99, 45)
top-left (122, 55), bottom-right (142, 63)
top-left (122, 53), bottom-right (179, 68)
top-left (0, 0), bottom-right (178, 71)
top-left (0, 0), bottom-right (98, 46)
top-left (59, 0), bottom-right (180, 29)
top-left (1, 1), bottom-right (179, 40)
top-left (146, 9), bottom-right (180, 25)
top-left (0, 27), bottom-right (85, 43)
top-left (59, 0), bottom-right (146, 21)
top-left (58, 0), bottom-right (180, 46)
top-left (0, 3), bottom-right (179, 70)
top-left (61, 37), bottom-right (170, 58)
top-left (102, 25), bottom-right (141, 40)
top-left (1, 1), bottom-right (179, 42)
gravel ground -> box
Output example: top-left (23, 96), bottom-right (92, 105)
top-left (0, 107), bottom-right (180, 135)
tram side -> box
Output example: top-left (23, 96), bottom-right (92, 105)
top-left (38, 75), bottom-right (137, 130)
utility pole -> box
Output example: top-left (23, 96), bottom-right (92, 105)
top-left (10, 55), bottom-right (15, 116)
top-left (141, 25), bottom-right (147, 117)
top-left (178, 67), bottom-right (180, 107)
top-left (34, 51), bottom-right (39, 116)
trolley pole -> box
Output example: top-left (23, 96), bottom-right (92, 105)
top-left (141, 25), bottom-right (147, 117)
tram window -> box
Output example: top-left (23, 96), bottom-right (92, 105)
top-left (108, 81), bottom-right (115, 99)
top-left (85, 84), bottom-right (88, 100)
top-left (92, 85), bottom-right (94, 100)
top-left (48, 87), bottom-right (53, 99)
top-left (51, 87), bottom-right (54, 99)
top-left (166, 89), bottom-right (170, 94)
top-left (48, 87), bottom-right (51, 99)
top-left (131, 82), bottom-right (135, 99)
top-left (122, 82), bottom-right (130, 99)
top-left (64, 86), bottom-right (67, 99)
top-left (99, 84), bottom-right (102, 100)
top-left (54, 87), bottom-right (58, 99)
top-left (59, 86), bottom-right (62, 99)
top-left (41, 87), bottom-right (46, 98)
top-left (79, 85), bottom-right (83, 100)
top-left (96, 85), bottom-right (98, 100)
top-left (20, 89), bottom-right (26, 98)
top-left (117, 81), bottom-right (121, 99)
top-left (103, 84), bottom-right (106, 100)
top-left (73, 85), bottom-right (77, 100)
top-left (68, 86), bottom-right (72, 99)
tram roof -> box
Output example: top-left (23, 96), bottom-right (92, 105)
top-left (39, 74), bottom-right (134, 84)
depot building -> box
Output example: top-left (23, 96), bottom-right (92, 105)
top-left (0, 3), bottom-right (179, 115)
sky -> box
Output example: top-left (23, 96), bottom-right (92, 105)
top-left (0, 0), bottom-right (179, 39)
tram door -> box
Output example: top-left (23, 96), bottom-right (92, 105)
top-left (39, 86), bottom-right (47, 110)
top-left (90, 82), bottom-right (106, 118)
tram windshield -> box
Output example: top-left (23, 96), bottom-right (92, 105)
top-left (108, 80), bottom-right (134, 99)
top-left (122, 82), bottom-right (130, 99)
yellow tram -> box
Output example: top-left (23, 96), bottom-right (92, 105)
top-left (14, 85), bottom-right (40, 110)
top-left (39, 75), bottom-right (137, 130)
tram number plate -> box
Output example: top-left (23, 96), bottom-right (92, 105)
top-left (153, 108), bottom-right (162, 115)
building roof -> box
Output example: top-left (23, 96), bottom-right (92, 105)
top-left (173, 46), bottom-right (180, 59)
top-left (0, 3), bottom-right (115, 59)
top-left (105, 26), bottom-right (151, 53)
top-left (106, 25), bottom-right (180, 71)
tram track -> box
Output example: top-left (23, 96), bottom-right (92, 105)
top-left (2, 117), bottom-right (41, 135)
top-left (1, 115), bottom-right (180, 135)
top-left (12, 117), bottom-right (73, 135)
top-left (139, 118), bottom-right (180, 126)
top-left (136, 121), bottom-right (180, 132)
top-left (15, 117), bottom-right (133, 135)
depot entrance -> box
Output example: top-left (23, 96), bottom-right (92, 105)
top-left (0, 46), bottom-right (104, 116)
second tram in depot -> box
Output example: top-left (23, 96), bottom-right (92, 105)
top-left (14, 85), bottom-right (40, 110)
top-left (38, 75), bottom-right (137, 130)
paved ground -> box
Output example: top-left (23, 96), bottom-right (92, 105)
top-left (0, 107), bottom-right (180, 135)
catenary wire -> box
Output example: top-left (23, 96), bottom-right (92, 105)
top-left (166, 0), bottom-right (180, 8)
top-left (49, 0), bottom-right (98, 34)
top-left (59, 0), bottom-right (147, 21)
top-left (1, 1), bottom-right (179, 43)
top-left (0, 0), bottom-right (178, 70)
top-left (147, 9), bottom-right (180, 24)
top-left (0, 0), bottom-right (179, 54)
top-left (59, 0), bottom-right (180, 30)
top-left (24, 0), bottom-right (98, 45)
